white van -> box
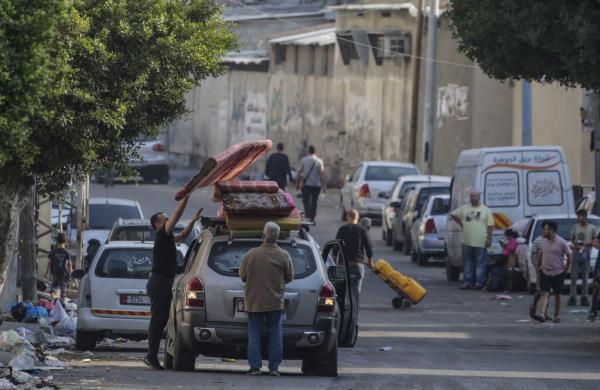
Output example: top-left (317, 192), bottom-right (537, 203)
top-left (445, 146), bottom-right (574, 281)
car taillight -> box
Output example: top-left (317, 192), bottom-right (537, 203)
top-left (152, 143), bottom-right (166, 152)
top-left (358, 183), bottom-right (371, 198)
top-left (186, 277), bottom-right (205, 307)
top-left (317, 282), bottom-right (335, 314)
top-left (425, 218), bottom-right (437, 234)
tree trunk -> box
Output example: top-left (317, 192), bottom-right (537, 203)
top-left (0, 185), bottom-right (26, 303)
top-left (19, 186), bottom-right (36, 302)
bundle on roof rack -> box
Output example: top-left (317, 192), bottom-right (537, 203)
top-left (213, 180), bottom-right (279, 201)
top-left (222, 190), bottom-right (294, 217)
top-left (226, 208), bottom-right (302, 231)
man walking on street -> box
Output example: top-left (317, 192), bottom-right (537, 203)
top-left (144, 196), bottom-right (202, 370)
top-left (535, 220), bottom-right (572, 323)
top-left (265, 142), bottom-right (293, 190)
top-left (450, 189), bottom-right (494, 290)
top-left (335, 209), bottom-right (373, 293)
top-left (297, 145), bottom-right (326, 223)
top-left (45, 233), bottom-right (72, 300)
top-left (239, 222), bottom-right (294, 376)
top-left (568, 210), bottom-right (596, 307)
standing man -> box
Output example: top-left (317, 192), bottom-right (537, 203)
top-left (450, 189), bottom-right (494, 290)
top-left (568, 210), bottom-right (596, 307)
top-left (45, 233), bottom-right (72, 300)
top-left (297, 145), bottom-right (326, 223)
top-left (335, 209), bottom-right (373, 293)
top-left (239, 222), bottom-right (294, 376)
top-left (265, 142), bottom-right (293, 190)
top-left (144, 196), bottom-right (202, 370)
top-left (535, 220), bottom-right (572, 323)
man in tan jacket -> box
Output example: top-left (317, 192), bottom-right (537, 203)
top-left (239, 222), bottom-right (294, 376)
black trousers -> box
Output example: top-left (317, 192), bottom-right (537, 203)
top-left (302, 185), bottom-right (321, 220)
top-left (146, 273), bottom-right (173, 358)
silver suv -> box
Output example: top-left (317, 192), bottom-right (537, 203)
top-left (164, 222), bottom-right (358, 377)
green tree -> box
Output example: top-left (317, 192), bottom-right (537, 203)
top-left (0, 0), bottom-right (236, 290)
top-left (448, 0), bottom-right (600, 90)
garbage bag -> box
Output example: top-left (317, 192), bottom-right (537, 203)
top-left (10, 303), bottom-right (28, 322)
top-left (37, 299), bottom-right (54, 312)
top-left (0, 330), bottom-right (35, 356)
top-left (50, 300), bottom-right (67, 324)
top-left (8, 355), bottom-right (35, 371)
top-left (25, 306), bottom-right (48, 323)
top-left (55, 315), bottom-right (76, 338)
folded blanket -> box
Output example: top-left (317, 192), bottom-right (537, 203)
top-left (213, 180), bottom-right (279, 201)
top-left (222, 190), bottom-right (294, 217)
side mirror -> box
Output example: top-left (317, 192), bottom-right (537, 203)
top-left (327, 265), bottom-right (346, 282)
top-left (71, 269), bottom-right (85, 279)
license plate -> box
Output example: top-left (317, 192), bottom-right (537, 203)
top-left (123, 295), bottom-right (150, 305)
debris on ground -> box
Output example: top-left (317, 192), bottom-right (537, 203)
top-left (570, 309), bottom-right (588, 315)
top-left (491, 294), bottom-right (512, 301)
top-left (378, 346), bottom-right (392, 352)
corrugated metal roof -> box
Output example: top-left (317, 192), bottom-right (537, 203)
top-left (269, 26), bottom-right (336, 46)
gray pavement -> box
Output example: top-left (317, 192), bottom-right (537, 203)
top-left (51, 175), bottom-right (600, 389)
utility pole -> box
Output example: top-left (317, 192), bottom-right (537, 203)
top-left (408, 0), bottom-right (424, 164)
top-left (423, 0), bottom-right (438, 175)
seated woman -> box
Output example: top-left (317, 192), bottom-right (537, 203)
top-left (499, 229), bottom-right (519, 267)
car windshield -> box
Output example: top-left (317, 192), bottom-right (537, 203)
top-left (397, 182), bottom-right (421, 200)
top-left (109, 226), bottom-right (195, 246)
top-left (94, 248), bottom-right (184, 279)
top-left (208, 241), bottom-right (316, 279)
top-left (366, 166), bottom-right (417, 181)
top-left (531, 219), bottom-right (600, 241)
top-left (416, 187), bottom-right (450, 212)
top-left (89, 204), bottom-right (142, 229)
top-left (430, 198), bottom-right (450, 215)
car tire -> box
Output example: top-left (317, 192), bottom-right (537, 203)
top-left (315, 343), bottom-right (338, 377)
top-left (164, 333), bottom-right (174, 370)
top-left (385, 225), bottom-right (393, 246)
top-left (417, 251), bottom-right (428, 267)
top-left (410, 249), bottom-right (417, 263)
top-left (402, 232), bottom-right (411, 255)
top-left (173, 331), bottom-right (195, 372)
top-left (75, 330), bottom-right (97, 351)
top-left (445, 258), bottom-right (460, 282)
top-left (392, 229), bottom-right (402, 251)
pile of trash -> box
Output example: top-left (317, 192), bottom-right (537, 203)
top-left (11, 300), bottom-right (76, 339)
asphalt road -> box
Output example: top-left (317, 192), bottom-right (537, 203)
top-left (53, 176), bottom-right (600, 390)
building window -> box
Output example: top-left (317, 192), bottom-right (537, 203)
top-left (368, 31), bottom-right (411, 63)
top-left (308, 45), bottom-right (316, 75)
top-left (275, 44), bottom-right (286, 65)
top-left (294, 45), bottom-right (299, 73)
top-left (322, 46), bottom-right (329, 76)
top-left (386, 33), bottom-right (408, 58)
top-left (382, 11), bottom-right (391, 17)
top-left (336, 34), bottom-right (358, 65)
top-left (368, 33), bottom-right (384, 65)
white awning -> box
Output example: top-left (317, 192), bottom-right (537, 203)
top-left (269, 27), bottom-right (336, 46)
top-left (329, 2), bottom-right (418, 18)
top-left (222, 56), bottom-right (268, 65)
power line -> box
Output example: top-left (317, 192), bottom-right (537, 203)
top-left (225, 0), bottom-right (477, 70)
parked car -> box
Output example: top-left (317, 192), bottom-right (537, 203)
top-left (382, 175), bottom-right (451, 246)
top-left (340, 161), bottom-right (419, 222)
top-left (511, 214), bottom-right (600, 293)
top-left (129, 135), bottom-right (170, 183)
top-left (107, 218), bottom-right (200, 247)
top-left (410, 195), bottom-right (450, 266)
top-left (163, 223), bottom-right (358, 376)
top-left (73, 241), bottom-right (188, 350)
top-left (446, 146), bottom-right (574, 282)
top-left (391, 182), bottom-right (451, 254)
top-left (83, 198), bottom-right (144, 255)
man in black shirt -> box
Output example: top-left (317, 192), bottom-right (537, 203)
top-left (265, 142), bottom-right (293, 190)
top-left (144, 194), bottom-right (202, 370)
top-left (335, 209), bottom-right (373, 293)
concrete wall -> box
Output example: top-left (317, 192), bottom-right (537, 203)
top-left (415, 16), bottom-right (513, 176)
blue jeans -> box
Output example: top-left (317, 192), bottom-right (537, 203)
top-left (463, 245), bottom-right (487, 287)
top-left (247, 311), bottom-right (283, 371)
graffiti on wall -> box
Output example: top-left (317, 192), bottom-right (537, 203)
top-left (437, 84), bottom-right (469, 127)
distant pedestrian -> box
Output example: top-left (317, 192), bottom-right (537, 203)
top-left (265, 142), bottom-right (293, 190)
top-left (84, 238), bottom-right (101, 272)
top-left (450, 188), bottom-right (494, 290)
top-left (145, 196), bottom-right (202, 370)
top-left (534, 220), bottom-right (572, 323)
top-left (45, 233), bottom-right (72, 300)
top-left (297, 145), bottom-right (326, 223)
top-left (567, 210), bottom-right (596, 307)
top-left (239, 222), bottom-right (294, 376)
top-left (335, 210), bottom-right (374, 293)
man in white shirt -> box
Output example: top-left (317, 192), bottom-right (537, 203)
top-left (297, 145), bottom-right (326, 223)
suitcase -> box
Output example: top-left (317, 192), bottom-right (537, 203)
top-left (372, 259), bottom-right (427, 308)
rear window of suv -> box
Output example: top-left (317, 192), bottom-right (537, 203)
top-left (208, 242), bottom-right (316, 279)
top-left (110, 226), bottom-right (195, 246)
top-left (95, 248), bottom-right (184, 279)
